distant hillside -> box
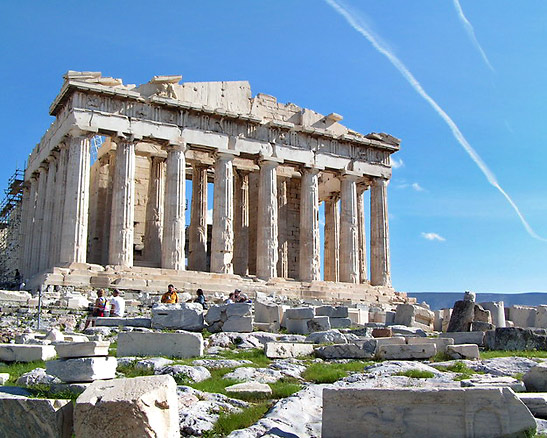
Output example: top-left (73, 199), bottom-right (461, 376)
top-left (408, 292), bottom-right (547, 311)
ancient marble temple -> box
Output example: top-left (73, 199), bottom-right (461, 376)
top-left (20, 71), bottom-right (403, 303)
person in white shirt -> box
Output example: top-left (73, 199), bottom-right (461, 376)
top-left (109, 289), bottom-right (125, 317)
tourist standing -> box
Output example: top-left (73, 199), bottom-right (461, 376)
top-left (161, 284), bottom-right (179, 303)
top-left (109, 289), bottom-right (125, 317)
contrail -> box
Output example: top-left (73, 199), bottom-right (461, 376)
top-left (453, 0), bottom-right (495, 72)
top-left (325, 0), bottom-right (546, 242)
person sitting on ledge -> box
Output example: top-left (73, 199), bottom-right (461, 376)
top-left (161, 284), bottom-right (179, 304)
top-left (224, 292), bottom-right (235, 304)
top-left (193, 288), bottom-right (207, 309)
top-left (109, 289), bottom-right (125, 317)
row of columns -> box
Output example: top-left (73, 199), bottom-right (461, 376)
top-left (21, 131), bottom-right (391, 287)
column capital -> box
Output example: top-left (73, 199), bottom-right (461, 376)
top-left (67, 127), bottom-right (96, 139)
top-left (339, 170), bottom-right (361, 181)
top-left (215, 149), bottom-right (239, 160)
top-left (166, 140), bottom-right (187, 152)
top-left (371, 176), bottom-right (390, 186)
top-left (300, 165), bottom-right (322, 175)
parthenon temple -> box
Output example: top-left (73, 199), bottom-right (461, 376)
top-left (18, 71), bottom-right (404, 303)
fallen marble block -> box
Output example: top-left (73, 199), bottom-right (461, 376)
top-left (322, 387), bottom-right (535, 438)
top-left (517, 393), bottom-right (547, 419)
top-left (307, 316), bottom-right (331, 332)
top-left (447, 344), bottom-right (480, 360)
top-left (523, 362), bottom-right (547, 392)
top-left (0, 344), bottom-right (57, 362)
top-left (264, 342), bottom-right (314, 359)
top-left (407, 336), bottom-right (454, 352)
top-left (376, 343), bottom-right (436, 360)
top-left (117, 331), bottom-right (203, 358)
top-left (315, 306), bottom-right (349, 318)
top-left (46, 357), bottom-right (117, 383)
top-left (315, 341), bottom-right (376, 360)
top-left (285, 318), bottom-right (312, 335)
top-left (75, 375), bottom-right (179, 438)
top-left (284, 307), bottom-right (315, 320)
top-left (440, 331), bottom-right (485, 346)
top-left (151, 303), bottom-right (205, 331)
top-left (55, 341), bottom-right (110, 358)
top-left (225, 381), bottom-right (272, 397)
top-left (329, 317), bottom-right (351, 329)
top-left (0, 394), bottom-right (73, 438)
top-left (95, 317), bottom-right (152, 328)
top-left (223, 316), bottom-right (253, 333)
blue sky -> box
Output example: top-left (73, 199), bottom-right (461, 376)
top-left (1, 1), bottom-right (546, 293)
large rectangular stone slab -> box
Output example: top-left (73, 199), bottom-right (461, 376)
top-left (222, 316), bottom-right (253, 333)
top-left (315, 340), bottom-right (377, 360)
top-left (285, 318), bottom-right (312, 335)
top-left (517, 393), bottom-right (547, 419)
top-left (0, 394), bottom-right (73, 438)
top-left (95, 317), bottom-right (152, 328)
top-left (55, 341), bottom-right (110, 358)
top-left (0, 344), bottom-right (57, 362)
top-left (440, 331), bottom-right (486, 346)
top-left (329, 317), bottom-right (351, 329)
top-left (377, 343), bottom-right (437, 360)
top-left (255, 301), bottom-right (283, 324)
top-left (322, 387), bottom-right (536, 438)
top-left (46, 357), bottom-right (117, 382)
top-left (75, 375), bottom-right (179, 438)
top-left (407, 337), bottom-right (454, 352)
top-left (315, 306), bottom-right (349, 318)
top-left (151, 303), bottom-right (205, 331)
top-left (264, 342), bottom-right (315, 359)
top-left (284, 307), bottom-right (315, 320)
top-left (117, 331), bottom-right (203, 358)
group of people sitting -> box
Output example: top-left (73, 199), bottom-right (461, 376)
top-left (224, 289), bottom-right (251, 304)
top-left (161, 284), bottom-right (207, 309)
top-left (84, 289), bottom-right (125, 329)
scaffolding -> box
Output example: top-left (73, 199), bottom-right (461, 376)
top-left (0, 169), bottom-right (24, 288)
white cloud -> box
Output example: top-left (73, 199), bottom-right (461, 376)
top-left (390, 157), bottom-right (404, 169)
top-left (421, 232), bottom-right (446, 242)
top-left (207, 208), bottom-right (213, 225)
top-left (412, 182), bottom-right (425, 192)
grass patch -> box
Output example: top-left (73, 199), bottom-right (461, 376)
top-left (26, 384), bottom-right (79, 401)
top-left (116, 361), bottom-right (155, 378)
top-left (188, 367), bottom-right (238, 394)
top-left (481, 350), bottom-right (547, 360)
top-left (430, 351), bottom-right (453, 362)
top-left (217, 348), bottom-right (271, 368)
top-left (0, 361), bottom-right (45, 384)
top-left (394, 369), bottom-right (435, 379)
top-left (108, 340), bottom-right (117, 356)
top-left (203, 402), bottom-right (271, 437)
top-left (433, 361), bottom-right (482, 381)
top-left (269, 378), bottom-right (302, 399)
top-left (302, 361), bottom-right (367, 384)
top-left (513, 372), bottom-right (524, 381)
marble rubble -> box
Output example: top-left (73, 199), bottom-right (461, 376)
top-left (117, 331), bottom-right (204, 358)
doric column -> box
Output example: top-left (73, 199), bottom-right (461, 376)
top-left (60, 134), bottom-right (91, 265)
top-left (211, 151), bottom-right (236, 274)
top-left (188, 163), bottom-right (208, 271)
top-left (370, 177), bottom-right (391, 286)
top-left (30, 165), bottom-right (48, 274)
top-left (162, 142), bottom-right (186, 271)
top-left (50, 144), bottom-right (68, 266)
top-left (299, 167), bottom-right (321, 282)
top-left (144, 156), bottom-right (165, 265)
top-left (324, 194), bottom-right (340, 282)
top-left (357, 184), bottom-right (368, 283)
top-left (256, 158), bottom-right (281, 279)
top-left (233, 169), bottom-right (249, 276)
top-left (21, 176), bottom-right (37, 277)
top-left (108, 139), bottom-right (136, 267)
top-left (339, 172), bottom-right (360, 283)
top-left (39, 154), bottom-right (57, 272)
top-left (277, 176), bottom-right (289, 279)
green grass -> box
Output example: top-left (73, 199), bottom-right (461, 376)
top-left (188, 367), bottom-right (239, 394)
top-left (393, 369), bottom-right (435, 379)
top-left (302, 361), bottom-right (368, 384)
top-left (26, 384), bottom-right (79, 401)
top-left (269, 378), bottom-right (302, 399)
top-left (433, 361), bottom-right (482, 381)
top-left (108, 340), bottom-right (117, 356)
top-left (481, 350), bottom-right (547, 360)
top-left (116, 361), bottom-right (155, 378)
top-left (0, 361), bottom-right (45, 384)
top-left (217, 348), bottom-right (271, 368)
top-left (203, 402), bottom-right (271, 437)
top-left (429, 351), bottom-right (453, 362)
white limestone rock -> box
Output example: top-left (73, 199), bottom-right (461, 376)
top-left (225, 381), bottom-right (272, 397)
top-left (46, 356), bottom-right (117, 383)
top-left (226, 303), bottom-right (253, 317)
top-left (75, 375), bottom-right (179, 438)
top-left (193, 359), bottom-right (253, 369)
top-left (446, 344), bottom-right (480, 360)
top-left (315, 342), bottom-right (376, 360)
top-left (223, 316), bottom-right (253, 333)
top-left (44, 328), bottom-right (64, 342)
top-left (158, 365), bottom-right (211, 383)
top-left (329, 317), bottom-right (352, 329)
top-left (460, 375), bottom-right (525, 392)
top-left (0, 394), bottom-right (73, 438)
top-left (151, 303), bottom-right (205, 331)
top-left (16, 368), bottom-right (61, 386)
top-left (0, 344), bottom-right (57, 362)
top-left (517, 393), bottom-right (547, 419)
top-left (474, 356), bottom-right (540, 377)
top-left (264, 342), bottom-right (314, 359)
top-left (55, 341), bottom-right (110, 358)
top-left (285, 307), bottom-right (315, 320)
top-left (0, 373), bottom-right (8, 385)
top-left (364, 361), bottom-right (444, 378)
top-left (322, 387), bottom-right (536, 438)
top-left (524, 362), bottom-right (547, 392)
top-left (136, 357), bottom-right (174, 371)
top-left (306, 330), bottom-right (347, 344)
top-left (269, 359), bottom-right (307, 378)
top-left (439, 331), bottom-right (485, 346)
top-left (406, 337), bottom-right (454, 352)
top-left (315, 306), bottom-right (349, 318)
top-left (224, 367), bottom-right (283, 384)
top-left (377, 343), bottom-right (437, 360)
top-left (117, 331), bottom-right (203, 358)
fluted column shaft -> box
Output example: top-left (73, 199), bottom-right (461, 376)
top-left (299, 168), bottom-right (320, 282)
top-left (188, 163), bottom-right (208, 271)
top-left (39, 155), bottom-right (57, 272)
top-left (357, 185), bottom-right (368, 283)
top-left (233, 170), bottom-right (250, 276)
top-left (108, 140), bottom-right (135, 267)
top-left (21, 177), bottom-right (37, 277)
top-left (339, 173), bottom-right (360, 283)
top-left (162, 143), bottom-right (186, 271)
top-left (370, 177), bottom-right (391, 286)
top-left (324, 195), bottom-right (340, 282)
top-left (145, 156), bottom-right (165, 265)
top-left (277, 176), bottom-right (289, 279)
top-left (60, 134), bottom-right (91, 265)
top-left (211, 152), bottom-right (235, 274)
top-left (51, 144), bottom-right (68, 266)
top-left (256, 159), bottom-right (280, 279)
top-left (30, 166), bottom-right (48, 274)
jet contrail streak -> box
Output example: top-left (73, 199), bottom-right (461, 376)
top-left (453, 0), bottom-right (495, 72)
top-left (325, 0), bottom-right (546, 242)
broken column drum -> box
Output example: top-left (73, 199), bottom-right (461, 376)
top-left (18, 71), bottom-right (401, 300)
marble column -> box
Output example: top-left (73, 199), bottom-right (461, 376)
top-left (357, 185), bottom-right (368, 283)
top-left (277, 176), bottom-right (289, 279)
top-left (21, 176), bottom-right (37, 277)
top-left (339, 172), bottom-right (360, 283)
top-left (30, 165), bottom-right (48, 274)
top-left (188, 163), bottom-right (208, 271)
top-left (256, 159), bottom-right (281, 280)
top-left (60, 134), bottom-right (91, 265)
top-left (233, 169), bottom-right (249, 276)
top-left (108, 139), bottom-right (135, 267)
top-left (39, 154), bottom-right (57, 272)
top-left (144, 156), bottom-right (165, 265)
top-left (211, 151), bottom-right (235, 274)
top-left (299, 167), bottom-right (321, 282)
top-left (50, 144), bottom-right (68, 267)
top-left (100, 150), bottom-right (115, 265)
top-left (324, 194), bottom-right (339, 282)
top-left (370, 177), bottom-right (391, 286)
top-left (162, 143), bottom-right (186, 271)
